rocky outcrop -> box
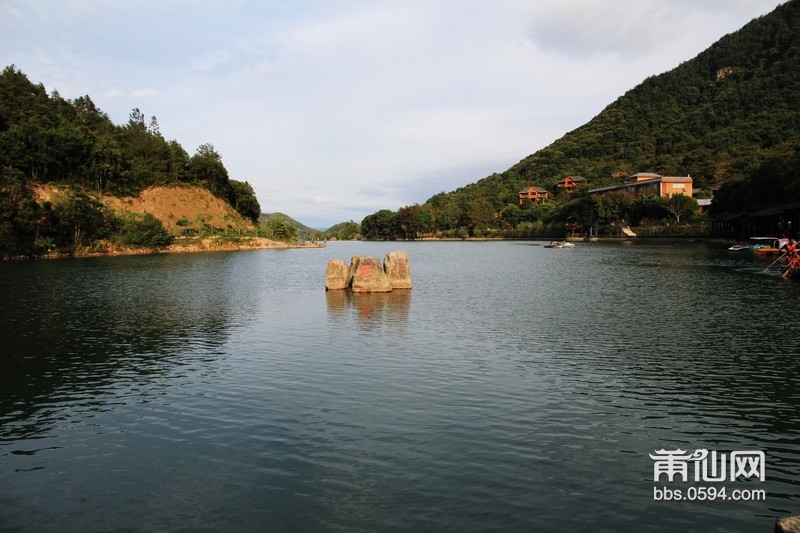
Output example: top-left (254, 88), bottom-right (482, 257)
top-left (325, 251), bottom-right (412, 292)
top-left (348, 256), bottom-right (393, 293)
top-left (384, 251), bottom-right (412, 289)
top-left (325, 258), bottom-right (350, 290)
top-left (776, 516), bottom-right (800, 533)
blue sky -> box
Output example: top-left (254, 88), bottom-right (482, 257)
top-left (1, 0), bottom-right (784, 229)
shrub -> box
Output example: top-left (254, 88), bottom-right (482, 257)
top-left (114, 213), bottom-right (173, 249)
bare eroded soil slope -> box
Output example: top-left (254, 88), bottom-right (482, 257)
top-left (103, 186), bottom-right (252, 233)
top-left (33, 185), bottom-right (318, 255)
top-left (35, 185), bottom-right (251, 233)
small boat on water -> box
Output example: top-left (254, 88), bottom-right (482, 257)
top-left (728, 237), bottom-right (788, 254)
top-left (750, 237), bottom-right (783, 254)
top-left (728, 237), bottom-right (788, 253)
top-left (781, 239), bottom-right (800, 279)
top-left (782, 265), bottom-right (800, 280)
top-left (544, 241), bottom-right (575, 248)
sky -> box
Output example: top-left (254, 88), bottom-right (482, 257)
top-left (0, 0), bottom-right (786, 229)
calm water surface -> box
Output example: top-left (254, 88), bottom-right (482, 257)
top-left (1, 241), bottom-right (800, 532)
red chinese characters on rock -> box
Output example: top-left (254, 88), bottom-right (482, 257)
top-left (325, 252), bottom-right (412, 292)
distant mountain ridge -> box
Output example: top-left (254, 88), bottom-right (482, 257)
top-left (258, 212), bottom-right (323, 240)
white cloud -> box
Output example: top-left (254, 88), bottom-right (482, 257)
top-left (130, 88), bottom-right (159, 100)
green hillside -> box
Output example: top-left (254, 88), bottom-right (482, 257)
top-left (361, 0), bottom-right (800, 239)
top-left (258, 212), bottom-right (323, 242)
top-left (0, 65), bottom-right (262, 257)
top-left (324, 220), bottom-right (360, 240)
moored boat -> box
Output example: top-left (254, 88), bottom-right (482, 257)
top-left (750, 237), bottom-right (782, 254)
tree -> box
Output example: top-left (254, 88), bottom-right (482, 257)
top-left (53, 190), bottom-right (108, 247)
top-left (665, 193), bottom-right (699, 223)
top-left (467, 198), bottom-right (495, 232)
top-left (499, 204), bottom-right (522, 228)
top-left (396, 204), bottom-right (424, 239)
top-left (114, 212), bottom-right (172, 249)
top-left (117, 108), bottom-right (180, 193)
top-left (431, 198), bottom-right (461, 230)
top-left (229, 180), bottom-right (261, 223)
top-left (176, 216), bottom-right (190, 235)
top-left (187, 143), bottom-right (231, 201)
top-left (629, 195), bottom-right (670, 226)
top-left (0, 167), bottom-right (39, 256)
top-left (361, 209), bottom-right (397, 240)
top-left (595, 190), bottom-right (633, 224)
top-left (262, 218), bottom-right (296, 242)
top-left (325, 221), bottom-right (360, 240)
top-left (559, 195), bottom-right (599, 229)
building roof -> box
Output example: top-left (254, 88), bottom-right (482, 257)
top-left (630, 172), bottom-right (661, 180)
top-left (749, 206), bottom-right (794, 217)
top-left (587, 175), bottom-right (692, 194)
top-left (519, 186), bottom-right (547, 193)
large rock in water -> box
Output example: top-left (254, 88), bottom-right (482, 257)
top-left (325, 258), bottom-right (350, 290)
top-left (348, 255), bottom-right (393, 293)
top-left (384, 251), bottom-right (412, 289)
top-left (776, 516), bottom-right (800, 533)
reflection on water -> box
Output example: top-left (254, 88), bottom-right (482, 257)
top-left (0, 253), bottom-right (258, 444)
top-left (326, 289), bottom-right (411, 329)
top-left (1, 242), bottom-right (800, 532)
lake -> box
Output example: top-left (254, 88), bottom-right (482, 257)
top-left (1, 240), bottom-right (799, 532)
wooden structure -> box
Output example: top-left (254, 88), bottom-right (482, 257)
top-left (518, 186), bottom-right (549, 206)
top-left (588, 174), bottom-right (693, 199)
top-left (711, 203), bottom-right (800, 241)
top-left (556, 176), bottom-right (585, 193)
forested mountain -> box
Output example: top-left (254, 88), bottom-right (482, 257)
top-left (0, 66), bottom-right (261, 257)
top-left (258, 212), bottom-right (325, 242)
top-left (324, 220), bottom-right (360, 241)
top-left (361, 0), bottom-right (800, 239)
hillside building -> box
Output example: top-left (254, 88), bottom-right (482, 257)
top-left (587, 173), bottom-right (693, 198)
top-left (518, 186), bottom-right (549, 206)
top-left (557, 176), bottom-right (586, 193)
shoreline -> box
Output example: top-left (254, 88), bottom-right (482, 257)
top-left (11, 236), bottom-right (325, 261)
top-left (15, 235), bottom-right (738, 260)
top-left (375, 236), bottom-right (721, 243)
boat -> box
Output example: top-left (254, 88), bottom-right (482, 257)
top-left (782, 265), bottom-right (800, 279)
top-left (544, 241), bottom-right (575, 248)
top-left (728, 243), bottom-right (750, 251)
top-left (750, 237), bottom-right (782, 254)
top-left (781, 240), bottom-right (800, 279)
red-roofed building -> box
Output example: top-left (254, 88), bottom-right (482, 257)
top-left (557, 176), bottom-right (586, 193)
top-left (518, 186), bottom-right (549, 206)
